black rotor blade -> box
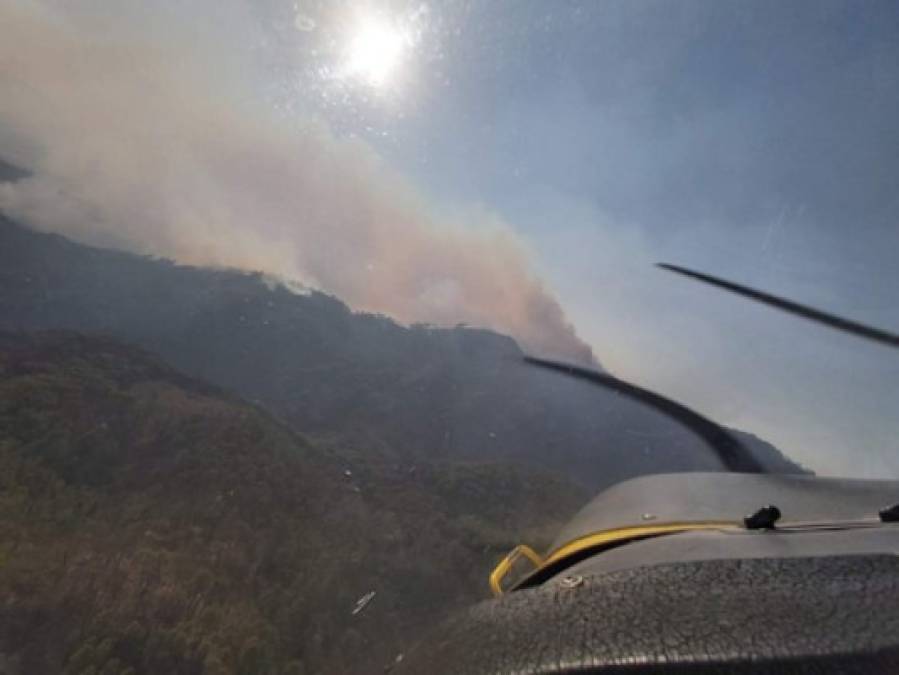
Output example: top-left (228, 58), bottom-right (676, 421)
top-left (658, 263), bottom-right (899, 350)
top-left (523, 356), bottom-right (765, 473)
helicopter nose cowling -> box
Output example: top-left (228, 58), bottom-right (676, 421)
top-left (397, 554), bottom-right (899, 674)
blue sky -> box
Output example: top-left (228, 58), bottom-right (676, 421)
top-left (281, 0), bottom-right (899, 476)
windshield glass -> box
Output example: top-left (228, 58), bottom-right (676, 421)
top-left (1, 1), bottom-right (897, 673)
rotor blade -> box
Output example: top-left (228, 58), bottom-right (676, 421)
top-left (523, 356), bottom-right (765, 473)
top-left (658, 263), bottom-right (899, 350)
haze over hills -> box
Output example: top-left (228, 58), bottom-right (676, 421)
top-left (0, 216), bottom-right (804, 489)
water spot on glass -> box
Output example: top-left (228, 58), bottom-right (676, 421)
top-left (295, 14), bottom-right (316, 32)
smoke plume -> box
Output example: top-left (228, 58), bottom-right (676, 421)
top-left (0, 1), bottom-right (595, 364)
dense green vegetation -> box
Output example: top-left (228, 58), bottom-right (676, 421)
top-left (0, 332), bottom-right (586, 674)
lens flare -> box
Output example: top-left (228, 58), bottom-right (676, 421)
top-left (343, 17), bottom-right (409, 87)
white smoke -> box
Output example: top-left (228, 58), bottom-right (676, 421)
top-left (0, 0), bottom-right (595, 365)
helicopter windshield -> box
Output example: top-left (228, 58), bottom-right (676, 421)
top-left (0, 1), bottom-right (896, 673)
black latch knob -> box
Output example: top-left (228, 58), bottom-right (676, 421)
top-left (879, 503), bottom-right (899, 523)
top-left (744, 505), bottom-right (781, 530)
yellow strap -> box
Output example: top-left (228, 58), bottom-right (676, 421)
top-left (489, 544), bottom-right (543, 596)
top-left (490, 521), bottom-right (739, 596)
top-left (542, 520), bottom-right (739, 567)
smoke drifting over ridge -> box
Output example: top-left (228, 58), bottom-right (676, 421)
top-left (0, 1), bottom-right (594, 365)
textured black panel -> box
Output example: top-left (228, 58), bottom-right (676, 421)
top-left (397, 555), bottom-right (899, 674)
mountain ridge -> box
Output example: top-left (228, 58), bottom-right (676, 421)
top-left (0, 217), bottom-right (802, 489)
top-left (0, 215), bottom-right (806, 486)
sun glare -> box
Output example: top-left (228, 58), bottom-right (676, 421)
top-left (344, 17), bottom-right (409, 87)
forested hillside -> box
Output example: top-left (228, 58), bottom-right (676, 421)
top-left (0, 331), bottom-right (586, 674)
top-left (0, 215), bottom-right (807, 674)
top-left (0, 217), bottom-right (805, 488)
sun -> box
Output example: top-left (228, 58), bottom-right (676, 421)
top-left (343, 17), bottom-right (410, 88)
